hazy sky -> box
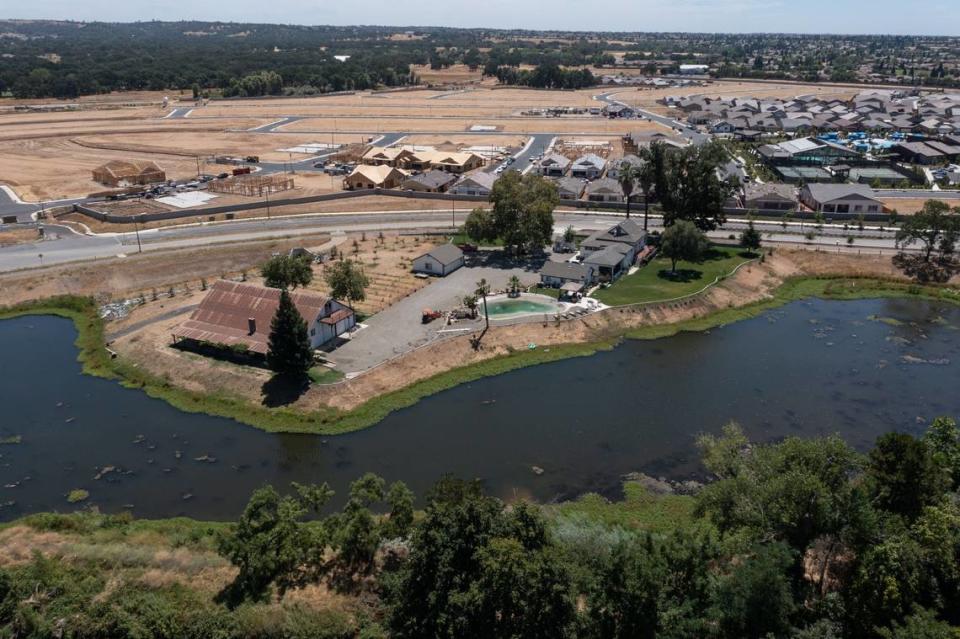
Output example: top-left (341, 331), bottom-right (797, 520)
top-left (5, 0), bottom-right (959, 36)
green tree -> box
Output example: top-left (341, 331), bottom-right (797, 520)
top-left (324, 259), bottom-right (370, 305)
top-left (563, 225), bottom-right (576, 244)
top-left (712, 542), bottom-right (797, 639)
top-left (587, 540), bottom-right (663, 639)
top-left (660, 220), bottom-right (709, 273)
top-left (868, 432), bottom-right (947, 522)
top-left (658, 141), bottom-right (737, 231)
top-left (476, 278), bottom-right (491, 330)
top-left (739, 217), bottom-right (762, 253)
top-left (218, 483), bottom-right (332, 603)
top-left (893, 200), bottom-right (960, 282)
top-left (261, 254), bottom-right (313, 290)
top-left (383, 481), bottom-right (415, 539)
top-left (488, 171), bottom-right (558, 255)
top-left (266, 290), bottom-right (314, 376)
top-left (387, 479), bottom-right (575, 638)
top-left (923, 417), bottom-right (960, 490)
top-left (638, 142), bottom-right (666, 232)
top-left (463, 207), bottom-right (497, 243)
top-left (878, 609), bottom-right (958, 639)
top-left (617, 162), bottom-right (638, 219)
top-left (330, 473), bottom-right (386, 585)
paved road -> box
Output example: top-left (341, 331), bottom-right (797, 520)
top-left (491, 133), bottom-right (555, 173)
top-left (594, 91), bottom-right (710, 145)
top-left (0, 205), bottom-right (909, 273)
top-left (164, 107), bottom-right (193, 119)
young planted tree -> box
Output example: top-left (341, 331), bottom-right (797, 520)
top-left (261, 254), bottom-right (313, 290)
top-left (266, 290), bottom-right (314, 376)
top-left (563, 225), bottom-right (576, 244)
top-left (740, 217), bottom-right (762, 253)
top-left (507, 275), bottom-right (522, 297)
top-left (324, 259), bottom-right (370, 305)
top-left (660, 220), bottom-right (709, 274)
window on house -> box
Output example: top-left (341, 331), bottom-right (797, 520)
top-left (310, 328), bottom-right (316, 336)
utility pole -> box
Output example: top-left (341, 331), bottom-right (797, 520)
top-left (134, 214), bottom-right (143, 254)
top-left (195, 155), bottom-right (200, 178)
top-left (451, 194), bottom-right (456, 229)
top-left (265, 189), bottom-right (271, 219)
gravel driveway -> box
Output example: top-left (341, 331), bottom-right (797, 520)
top-left (326, 252), bottom-right (546, 373)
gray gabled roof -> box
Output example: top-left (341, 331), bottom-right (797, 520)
top-left (804, 183), bottom-right (879, 203)
top-left (554, 176), bottom-right (585, 196)
top-left (584, 245), bottom-right (628, 267)
top-left (586, 177), bottom-right (622, 195)
top-left (404, 169), bottom-right (457, 189)
top-left (420, 243), bottom-right (464, 265)
top-left (540, 260), bottom-right (594, 280)
top-left (572, 154), bottom-right (607, 170)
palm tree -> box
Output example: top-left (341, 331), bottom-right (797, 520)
top-left (638, 143), bottom-right (663, 232)
top-left (617, 162), bottom-right (637, 219)
top-left (475, 278), bottom-right (491, 330)
top-left (507, 275), bottom-right (521, 297)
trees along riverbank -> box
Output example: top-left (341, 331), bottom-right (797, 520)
top-left (1, 420), bottom-right (958, 637)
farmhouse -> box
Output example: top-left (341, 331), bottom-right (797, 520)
top-left (172, 280), bottom-right (355, 354)
top-left (343, 165), bottom-right (408, 190)
top-left (742, 183), bottom-right (797, 211)
top-left (402, 170), bottom-right (457, 193)
top-left (799, 183), bottom-right (883, 214)
top-left (412, 244), bottom-right (465, 276)
top-left (579, 218), bottom-right (647, 281)
top-left (92, 160), bottom-right (166, 187)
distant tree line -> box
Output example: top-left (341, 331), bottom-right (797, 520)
top-left (491, 64), bottom-right (596, 89)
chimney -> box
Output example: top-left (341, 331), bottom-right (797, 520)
top-left (248, 318), bottom-right (256, 335)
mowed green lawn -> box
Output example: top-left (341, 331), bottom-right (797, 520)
top-left (593, 245), bottom-right (754, 306)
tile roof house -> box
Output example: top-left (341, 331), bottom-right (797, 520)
top-left (173, 280), bottom-right (355, 354)
top-left (606, 154), bottom-right (646, 180)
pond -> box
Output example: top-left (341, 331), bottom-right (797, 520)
top-left (1, 296), bottom-right (959, 521)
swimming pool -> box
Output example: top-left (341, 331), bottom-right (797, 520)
top-left (483, 294), bottom-right (563, 318)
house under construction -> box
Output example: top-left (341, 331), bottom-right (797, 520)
top-left (207, 174), bottom-right (295, 197)
top-left (92, 160), bottom-right (166, 187)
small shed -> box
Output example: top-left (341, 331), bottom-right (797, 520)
top-left (412, 244), bottom-right (465, 277)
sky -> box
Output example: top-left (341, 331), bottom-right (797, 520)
top-left (4, 0), bottom-right (959, 36)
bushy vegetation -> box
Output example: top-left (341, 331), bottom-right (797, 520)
top-left (2, 419), bottom-right (959, 637)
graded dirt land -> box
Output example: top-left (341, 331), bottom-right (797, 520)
top-left (0, 80), bottom-right (854, 201)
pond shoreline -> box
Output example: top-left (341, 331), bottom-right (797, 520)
top-left (2, 273), bottom-right (959, 436)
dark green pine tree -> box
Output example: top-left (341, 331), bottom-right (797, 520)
top-left (266, 290), bottom-right (313, 376)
